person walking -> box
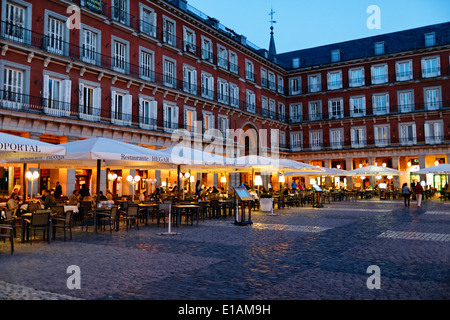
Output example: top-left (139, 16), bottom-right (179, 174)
top-left (402, 183), bottom-right (411, 207)
top-left (54, 181), bottom-right (62, 198)
top-left (414, 182), bottom-right (424, 208)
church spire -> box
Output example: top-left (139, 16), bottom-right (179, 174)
top-left (268, 8), bottom-right (277, 56)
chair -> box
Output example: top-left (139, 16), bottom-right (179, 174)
top-left (209, 199), bottom-right (219, 218)
top-left (4, 209), bottom-right (17, 238)
top-left (125, 205), bottom-right (139, 231)
top-left (52, 210), bottom-right (73, 241)
top-left (52, 205), bottom-right (65, 217)
top-left (99, 207), bottom-right (119, 233)
top-left (157, 203), bottom-right (172, 228)
top-left (0, 224), bottom-right (14, 254)
top-left (27, 202), bottom-right (41, 213)
top-left (25, 210), bottom-right (51, 245)
top-left (79, 201), bottom-right (94, 231)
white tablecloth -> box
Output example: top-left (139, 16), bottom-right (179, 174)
top-left (64, 205), bottom-right (79, 213)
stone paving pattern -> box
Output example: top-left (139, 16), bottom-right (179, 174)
top-left (0, 199), bottom-right (449, 300)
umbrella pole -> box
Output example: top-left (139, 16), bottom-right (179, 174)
top-left (96, 159), bottom-right (101, 205)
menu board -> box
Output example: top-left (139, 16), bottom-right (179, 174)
top-left (312, 184), bottom-right (323, 192)
top-left (233, 186), bottom-right (254, 201)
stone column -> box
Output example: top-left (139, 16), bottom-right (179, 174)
top-left (392, 156), bottom-right (401, 188)
top-left (324, 159), bottom-right (332, 188)
top-left (418, 155), bottom-right (427, 185)
top-left (345, 158), bottom-right (353, 189)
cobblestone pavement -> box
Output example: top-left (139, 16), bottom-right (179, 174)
top-left (0, 199), bottom-right (449, 300)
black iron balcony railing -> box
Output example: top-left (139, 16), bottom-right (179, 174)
top-left (110, 5), bottom-right (136, 28)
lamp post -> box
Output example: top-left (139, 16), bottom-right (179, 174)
top-left (254, 175), bottom-right (262, 195)
top-left (25, 170), bottom-right (39, 200)
top-left (127, 174), bottom-right (140, 202)
top-left (220, 175), bottom-right (227, 192)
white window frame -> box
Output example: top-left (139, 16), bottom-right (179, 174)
top-left (2, 0), bottom-right (32, 44)
top-left (348, 67), bottom-right (365, 87)
top-left (139, 3), bottom-right (157, 38)
top-left (372, 93), bottom-right (389, 115)
top-left (44, 10), bottom-right (69, 55)
top-left (139, 47), bottom-right (155, 81)
top-left (0, 60), bottom-right (30, 110)
top-left (350, 96), bottom-right (366, 117)
top-left (330, 128), bottom-right (344, 149)
top-left (162, 15), bottom-right (176, 46)
top-left (399, 122), bottom-right (417, 146)
top-left (290, 131), bottom-right (302, 151)
top-left (308, 101), bottom-right (322, 121)
top-left (202, 111), bottom-right (215, 133)
top-left (421, 56), bottom-right (441, 78)
top-left (110, 87), bottom-right (132, 126)
top-left (201, 36), bottom-right (213, 63)
top-left (80, 24), bottom-right (101, 65)
top-left (163, 56), bottom-right (176, 88)
top-left (328, 98), bottom-right (344, 119)
top-left (309, 130), bottom-right (322, 150)
top-left (245, 60), bottom-right (255, 81)
top-left (308, 74), bottom-right (321, 93)
top-left (42, 71), bottom-right (71, 117)
top-left (289, 103), bottom-right (302, 123)
top-left (183, 26), bottom-right (196, 53)
top-left (111, 35), bottom-right (129, 74)
top-left (395, 59), bottom-right (413, 81)
top-left (277, 75), bottom-right (284, 94)
top-left (289, 76), bottom-right (301, 95)
top-left (397, 90), bottom-right (414, 113)
top-left (268, 71), bottom-right (276, 90)
top-left (78, 79), bottom-right (101, 122)
top-left (183, 106), bottom-right (197, 134)
top-left (201, 72), bottom-right (214, 99)
top-left (217, 44), bottom-right (228, 69)
top-left (246, 90), bottom-right (256, 113)
top-left (139, 94), bottom-right (157, 130)
top-left (269, 99), bottom-right (276, 119)
top-left (424, 120), bottom-right (443, 144)
top-left (218, 115), bottom-right (229, 139)
top-left (229, 83), bottom-right (239, 107)
top-left (260, 67), bottom-right (267, 87)
top-left (261, 96), bottom-right (268, 117)
top-left (374, 124), bottom-right (390, 147)
top-left (424, 86), bottom-right (442, 110)
top-left (371, 63), bottom-right (388, 84)
top-left (327, 70), bottom-right (342, 90)
top-left (112, 0), bottom-right (130, 26)
top-left (229, 51), bottom-right (238, 74)
top-left (217, 78), bottom-right (229, 104)
top-left (163, 101), bottom-right (179, 132)
top-left (182, 64), bottom-right (197, 95)
top-left (278, 102), bottom-right (285, 121)
top-left (351, 126), bottom-right (366, 148)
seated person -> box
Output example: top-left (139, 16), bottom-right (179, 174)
top-left (82, 193), bottom-right (94, 205)
top-left (7, 193), bottom-right (19, 210)
top-left (68, 190), bottom-right (79, 205)
top-left (98, 191), bottom-right (107, 201)
top-left (43, 189), bottom-right (56, 209)
top-left (106, 190), bottom-right (113, 201)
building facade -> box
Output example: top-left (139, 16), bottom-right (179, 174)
top-left (0, 0), bottom-right (449, 196)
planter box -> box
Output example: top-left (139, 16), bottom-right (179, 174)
top-left (260, 198), bottom-right (274, 213)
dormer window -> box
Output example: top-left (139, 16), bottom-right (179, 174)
top-left (425, 32), bottom-right (436, 47)
top-left (374, 42), bottom-right (385, 55)
top-left (331, 50), bottom-right (342, 62)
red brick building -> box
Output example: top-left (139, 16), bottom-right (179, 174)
top-left (0, 0), bottom-right (449, 195)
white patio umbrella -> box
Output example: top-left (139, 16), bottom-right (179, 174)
top-left (412, 163), bottom-right (450, 174)
top-left (346, 165), bottom-right (404, 176)
top-left (0, 131), bottom-right (65, 159)
top-left (161, 145), bottom-right (235, 168)
top-left (285, 167), bottom-right (346, 176)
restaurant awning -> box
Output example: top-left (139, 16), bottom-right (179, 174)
top-left (285, 167), bottom-right (346, 176)
top-left (0, 131), bottom-right (65, 160)
top-left (412, 163), bottom-right (450, 174)
top-left (345, 165), bottom-right (404, 176)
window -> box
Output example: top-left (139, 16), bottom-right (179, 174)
top-left (229, 83), bottom-right (239, 107)
top-left (292, 58), bottom-right (300, 68)
top-left (1, 61), bottom-right (29, 109)
top-left (79, 81), bottom-right (101, 121)
top-left (246, 90), bottom-right (255, 113)
top-left (217, 78), bottom-right (229, 104)
top-left (261, 96), bottom-right (268, 117)
top-left (140, 48), bottom-right (155, 81)
top-left (290, 132), bottom-right (302, 151)
top-left (308, 74), bottom-right (321, 93)
top-left (310, 130), bottom-right (322, 150)
top-left (349, 67), bottom-right (364, 87)
top-left (425, 33), bottom-right (436, 47)
top-left (350, 96), bottom-right (366, 117)
top-left (270, 129), bottom-right (279, 149)
top-left (289, 77), bottom-right (301, 95)
top-left (399, 123), bottom-right (416, 145)
top-left (183, 27), bottom-right (196, 54)
top-left (278, 103), bottom-right (285, 121)
top-left (201, 72), bottom-right (214, 99)
top-left (183, 64), bottom-right (197, 95)
top-left (43, 73), bottom-right (71, 117)
top-left (308, 101), bottom-right (322, 121)
top-left (328, 98), bottom-right (344, 119)
top-left (395, 60), bottom-right (413, 81)
top-left (245, 60), bottom-right (255, 81)
top-left (183, 107), bottom-right (197, 134)
top-left (268, 72), bottom-right (276, 90)
top-left (81, 26), bottom-right (100, 65)
top-left (229, 51), bottom-right (238, 74)
top-left (217, 45), bottom-right (228, 69)
top-left (201, 37), bottom-right (213, 63)
top-left (424, 120), bottom-right (443, 144)
top-left (46, 14), bottom-right (66, 55)
top-left (331, 50), bottom-right (342, 62)
top-left (111, 89), bottom-right (132, 126)
top-left (277, 76), bottom-right (284, 94)
top-left (327, 71), bottom-right (342, 90)
top-left (330, 128), bottom-right (343, 149)
top-left (280, 131), bottom-right (286, 149)
top-left (3, 1), bottom-right (27, 43)
top-left (424, 87), bottom-right (441, 110)
top-left (112, 37), bottom-right (129, 73)
top-left (260, 68), bottom-right (267, 87)
top-left (112, 0), bottom-right (129, 26)
top-left (372, 93), bottom-right (389, 115)
top-left (374, 42), bottom-right (386, 55)
top-left (421, 56), bottom-right (441, 78)
top-left (202, 112), bottom-right (214, 133)
top-left (374, 125), bottom-right (390, 147)
top-left (289, 103), bottom-right (302, 123)
top-left (218, 115), bottom-right (229, 139)
top-left (162, 16), bottom-right (176, 46)
top-left (163, 57), bottom-right (176, 88)
top-left (269, 99), bottom-right (276, 119)
top-left (139, 96), bottom-right (157, 129)
top-left (139, 4), bottom-right (156, 37)
top-left (351, 127), bottom-right (366, 148)
top-left (398, 90), bottom-right (414, 113)
top-left (371, 64), bottom-right (388, 84)
top-left (163, 102), bottom-right (179, 132)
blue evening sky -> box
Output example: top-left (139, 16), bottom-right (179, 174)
top-left (186, 0), bottom-right (450, 54)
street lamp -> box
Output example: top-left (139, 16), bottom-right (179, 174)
top-left (254, 175), bottom-right (262, 194)
top-left (25, 170), bottom-right (39, 200)
top-left (127, 174), bottom-right (141, 202)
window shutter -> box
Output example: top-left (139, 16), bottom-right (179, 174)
top-left (110, 90), bottom-right (116, 122)
top-left (328, 100), bottom-right (332, 118)
top-left (150, 100), bottom-right (157, 127)
top-left (327, 73), bottom-right (331, 90)
top-left (349, 98), bottom-right (354, 117)
top-left (361, 68), bottom-right (365, 85)
top-left (424, 123), bottom-right (430, 142)
top-left (372, 95), bottom-right (376, 114)
top-left (125, 94), bottom-right (132, 124)
top-left (139, 97), bottom-right (144, 125)
top-left (421, 59), bottom-right (426, 77)
top-left (437, 57), bottom-right (441, 76)
top-left (78, 82), bottom-right (84, 115)
top-left (384, 65), bottom-right (388, 82)
top-left (362, 97), bottom-right (366, 116)
top-left (435, 123), bottom-right (441, 141)
top-left (94, 87), bottom-right (101, 118)
top-left (395, 63), bottom-right (400, 80)
top-left (184, 108), bottom-right (189, 130)
top-left (150, 12), bottom-right (156, 36)
top-left (163, 104), bottom-right (167, 129)
top-left (43, 75), bottom-right (49, 108)
top-left (172, 105), bottom-right (179, 129)
top-left (340, 98), bottom-right (344, 117)
top-left (409, 61), bottom-right (413, 79)
top-left (385, 94), bottom-right (389, 113)
top-left (370, 66), bottom-right (375, 83)
top-left (62, 79), bottom-right (71, 115)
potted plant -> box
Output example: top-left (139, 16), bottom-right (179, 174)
top-left (259, 193), bottom-right (274, 213)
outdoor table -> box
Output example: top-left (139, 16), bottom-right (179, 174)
top-left (172, 204), bottom-right (200, 227)
top-left (219, 200), bottom-right (234, 217)
top-left (20, 212), bottom-right (53, 243)
top-left (138, 203), bottom-right (159, 226)
top-left (64, 205), bottom-right (78, 214)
